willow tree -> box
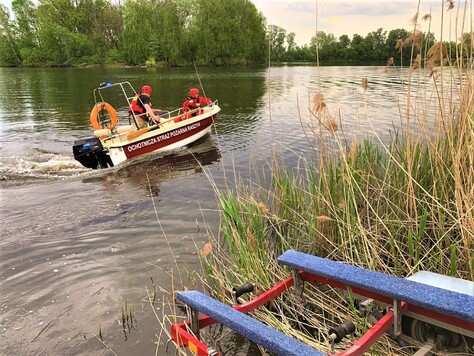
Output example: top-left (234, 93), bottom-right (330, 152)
top-left (267, 25), bottom-right (286, 62)
top-left (35, 0), bottom-right (119, 65)
top-left (11, 0), bottom-right (41, 64)
top-left (189, 0), bottom-right (267, 65)
top-left (0, 6), bottom-right (20, 65)
top-left (121, 0), bottom-right (185, 65)
top-left (154, 0), bottom-right (187, 65)
top-left (89, 0), bottom-right (123, 63)
top-left (120, 0), bottom-right (154, 65)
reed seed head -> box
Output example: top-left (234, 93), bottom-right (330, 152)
top-left (361, 77), bottom-right (368, 91)
top-left (410, 54), bottom-right (421, 72)
top-left (324, 116), bottom-right (338, 132)
top-left (349, 141), bottom-right (357, 162)
top-left (404, 30), bottom-right (423, 51)
top-left (426, 41), bottom-right (448, 68)
top-left (312, 92), bottom-right (326, 113)
top-left (257, 201), bottom-right (268, 214)
top-left (316, 215), bottom-right (333, 223)
top-left (200, 242), bottom-right (212, 257)
top-left (395, 39), bottom-right (404, 51)
top-left (247, 227), bottom-right (257, 250)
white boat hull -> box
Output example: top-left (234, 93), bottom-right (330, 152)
top-left (106, 113), bottom-right (216, 166)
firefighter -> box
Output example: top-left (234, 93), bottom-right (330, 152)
top-left (129, 85), bottom-right (161, 128)
top-left (182, 88), bottom-right (212, 119)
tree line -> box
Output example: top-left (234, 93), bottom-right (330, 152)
top-left (0, 0), bottom-right (268, 66)
top-left (0, 0), bottom-right (472, 67)
top-left (269, 25), bottom-right (472, 64)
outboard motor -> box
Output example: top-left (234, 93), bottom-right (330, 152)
top-left (72, 136), bottom-right (113, 169)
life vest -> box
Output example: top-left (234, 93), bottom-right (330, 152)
top-left (129, 93), bottom-right (152, 115)
top-left (183, 96), bottom-right (211, 112)
top-left (183, 96), bottom-right (199, 111)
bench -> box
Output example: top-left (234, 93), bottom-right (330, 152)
top-left (176, 290), bottom-right (325, 356)
top-left (116, 124), bottom-right (135, 134)
top-left (277, 250), bottom-right (474, 323)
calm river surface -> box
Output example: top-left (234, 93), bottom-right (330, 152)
top-left (0, 65), bottom-right (438, 355)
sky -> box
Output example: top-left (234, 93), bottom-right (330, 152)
top-left (252, 0), bottom-right (470, 45)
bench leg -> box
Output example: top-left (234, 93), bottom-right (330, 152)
top-left (393, 299), bottom-right (402, 336)
top-left (188, 307), bottom-right (201, 340)
top-left (292, 269), bottom-right (305, 297)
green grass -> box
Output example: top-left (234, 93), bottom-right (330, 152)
top-left (195, 41), bottom-right (473, 356)
top-left (159, 8), bottom-right (473, 355)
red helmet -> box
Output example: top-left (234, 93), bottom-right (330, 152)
top-left (189, 88), bottom-right (199, 96)
top-left (142, 85), bottom-right (152, 94)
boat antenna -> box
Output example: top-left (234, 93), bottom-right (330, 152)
top-left (193, 61), bottom-right (207, 98)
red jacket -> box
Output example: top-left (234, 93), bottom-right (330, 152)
top-left (182, 96), bottom-right (212, 113)
top-left (129, 93), bottom-right (152, 115)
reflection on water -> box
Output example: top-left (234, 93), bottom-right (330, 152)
top-left (0, 65), bottom-right (453, 355)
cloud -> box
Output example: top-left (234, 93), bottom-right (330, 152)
top-left (253, 0), bottom-right (459, 45)
top-left (317, 1), bottom-right (438, 17)
top-left (286, 2), bottom-right (316, 13)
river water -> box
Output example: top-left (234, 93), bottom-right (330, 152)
top-left (0, 65), bottom-right (440, 355)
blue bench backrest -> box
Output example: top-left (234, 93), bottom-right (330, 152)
top-left (277, 250), bottom-right (474, 323)
top-left (177, 290), bottom-right (325, 356)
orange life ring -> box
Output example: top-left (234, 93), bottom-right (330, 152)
top-left (90, 102), bottom-right (118, 130)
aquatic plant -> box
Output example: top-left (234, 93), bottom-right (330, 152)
top-left (159, 3), bottom-right (473, 355)
top-left (186, 4), bottom-right (473, 356)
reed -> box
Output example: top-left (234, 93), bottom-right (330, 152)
top-left (189, 4), bottom-right (473, 356)
top-left (152, 4), bottom-right (474, 355)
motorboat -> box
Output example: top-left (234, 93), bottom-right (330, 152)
top-left (72, 82), bottom-right (220, 169)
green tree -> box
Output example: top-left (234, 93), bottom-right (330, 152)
top-left (364, 28), bottom-right (387, 60)
top-left (191, 0), bottom-right (266, 65)
top-left (159, 0), bottom-right (186, 65)
top-left (90, 0), bottom-right (123, 63)
top-left (458, 32), bottom-right (473, 59)
top-left (287, 32), bottom-right (296, 52)
top-left (335, 34), bottom-right (350, 59)
top-left (120, 0), bottom-right (155, 65)
top-left (267, 24), bottom-right (286, 62)
top-left (386, 28), bottom-right (410, 65)
top-left (350, 34), bottom-right (367, 60)
top-left (12, 0), bottom-right (45, 65)
top-left (0, 5), bottom-right (21, 65)
top-left (310, 31), bottom-right (337, 60)
top-left (36, 0), bottom-right (104, 65)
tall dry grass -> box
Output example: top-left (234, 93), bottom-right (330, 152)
top-left (162, 2), bottom-right (473, 355)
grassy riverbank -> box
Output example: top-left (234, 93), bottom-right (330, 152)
top-left (189, 37), bottom-right (473, 354)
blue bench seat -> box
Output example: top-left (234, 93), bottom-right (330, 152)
top-left (277, 250), bottom-right (474, 323)
top-left (177, 290), bottom-right (325, 356)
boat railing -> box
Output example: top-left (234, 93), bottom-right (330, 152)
top-left (159, 99), bottom-right (218, 121)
